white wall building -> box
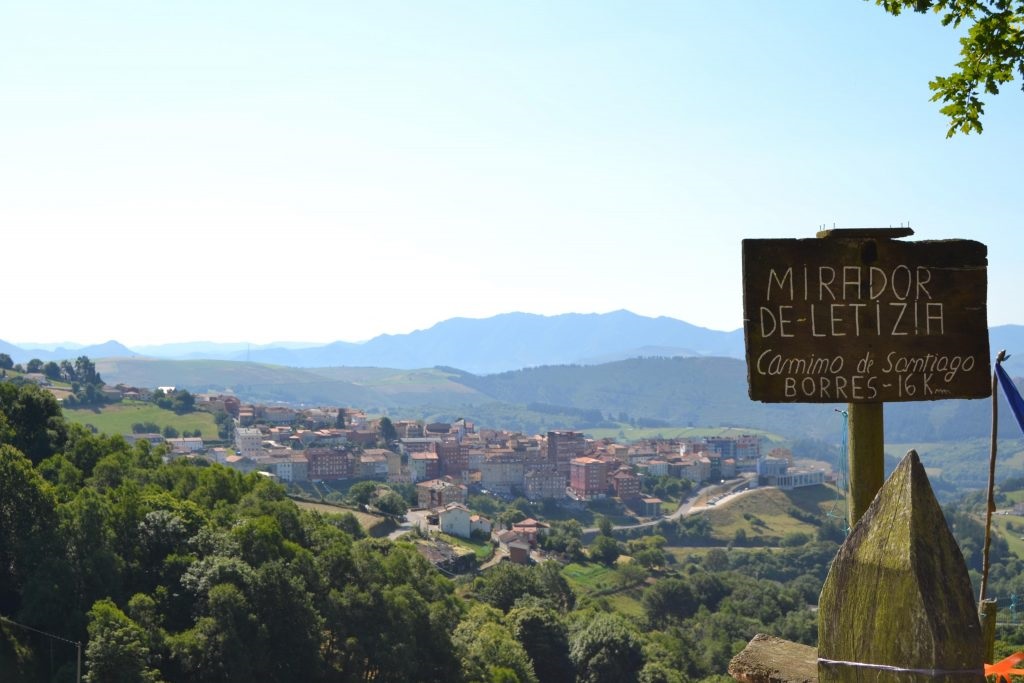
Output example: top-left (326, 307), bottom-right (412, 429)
top-left (235, 427), bottom-right (263, 458)
top-left (440, 503), bottom-right (472, 539)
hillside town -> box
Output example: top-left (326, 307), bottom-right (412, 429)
top-left (7, 364), bottom-right (829, 511)
top-left (138, 392), bottom-right (825, 494)
top-left (94, 384), bottom-right (827, 531)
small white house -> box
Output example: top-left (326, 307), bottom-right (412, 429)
top-left (439, 503), bottom-right (472, 539)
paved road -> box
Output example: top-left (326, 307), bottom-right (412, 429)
top-left (582, 474), bottom-right (757, 534)
top-left (387, 474), bottom-right (759, 541)
top-left (388, 508), bottom-right (433, 540)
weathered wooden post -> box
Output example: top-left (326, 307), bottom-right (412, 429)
top-left (730, 450), bottom-right (986, 683)
top-left (730, 229), bottom-right (994, 683)
top-left (978, 599), bottom-right (998, 665)
top-left (818, 450), bottom-right (984, 683)
top-left (845, 400), bottom-right (884, 527)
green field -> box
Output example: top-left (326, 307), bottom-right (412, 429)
top-left (561, 560), bottom-right (647, 616)
top-left (95, 359), bottom-right (483, 409)
top-left (701, 486), bottom-right (834, 543)
top-left (561, 562), bottom-right (619, 592)
top-left (985, 493), bottom-right (1024, 561)
top-left (63, 401), bottom-right (219, 438)
top-left (584, 425), bottom-right (785, 443)
top-left (990, 514), bottom-right (1024, 559)
top-left (603, 589), bottom-right (645, 617)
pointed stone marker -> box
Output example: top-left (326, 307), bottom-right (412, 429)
top-left (818, 450), bottom-right (984, 683)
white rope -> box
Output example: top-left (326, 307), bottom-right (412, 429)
top-left (817, 657), bottom-right (983, 677)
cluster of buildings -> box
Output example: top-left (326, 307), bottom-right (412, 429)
top-left (564, 433), bottom-right (764, 501)
top-left (428, 499), bottom-right (549, 566)
top-left (756, 448), bottom-right (828, 489)
top-left (402, 427), bottom-right (767, 503)
top-left (225, 423), bottom-right (397, 484)
top-left (181, 403), bottom-right (783, 498)
top-left (119, 389), bottom-right (826, 504)
top-left (141, 395), bottom-right (387, 480)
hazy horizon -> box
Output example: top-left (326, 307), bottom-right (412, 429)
top-left (6, 308), bottom-right (1023, 351)
top-left (9, 309), bottom-right (748, 348)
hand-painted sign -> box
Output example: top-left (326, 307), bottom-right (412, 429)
top-left (742, 235), bottom-right (990, 403)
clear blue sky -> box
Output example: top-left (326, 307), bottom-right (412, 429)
top-left (3, 1), bottom-right (1022, 346)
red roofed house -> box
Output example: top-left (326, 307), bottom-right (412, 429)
top-left (511, 518), bottom-right (550, 547)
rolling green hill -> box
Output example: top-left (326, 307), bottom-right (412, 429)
top-left (701, 486), bottom-right (837, 544)
top-left (96, 359), bottom-right (499, 415)
top-left (96, 356), bottom-right (1018, 448)
top-left (97, 358), bottom-right (388, 407)
top-left (448, 357), bottom-right (845, 438)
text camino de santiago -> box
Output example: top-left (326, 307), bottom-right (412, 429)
top-left (754, 264), bottom-right (975, 400)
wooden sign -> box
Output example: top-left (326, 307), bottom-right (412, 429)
top-left (742, 236), bottom-right (990, 403)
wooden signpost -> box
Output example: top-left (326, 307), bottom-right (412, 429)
top-left (742, 228), bottom-right (990, 524)
top-left (730, 228), bottom-right (993, 683)
top-left (743, 230), bottom-right (989, 405)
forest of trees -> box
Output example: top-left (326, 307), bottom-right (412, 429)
top-left (0, 381), bottom-right (841, 682)
top-left (7, 379), bottom-right (1022, 682)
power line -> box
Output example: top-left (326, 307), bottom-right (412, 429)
top-left (0, 614), bottom-right (82, 682)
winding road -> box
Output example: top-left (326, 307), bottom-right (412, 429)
top-left (582, 473), bottom-right (758, 534)
top-left (387, 473), bottom-right (760, 541)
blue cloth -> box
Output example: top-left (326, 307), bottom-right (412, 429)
top-left (997, 363), bottom-right (1024, 437)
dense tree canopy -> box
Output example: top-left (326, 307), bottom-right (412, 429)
top-left (0, 382), bottom-right (67, 464)
top-left (508, 602), bottom-right (574, 683)
top-left (0, 380), bottom-right (884, 683)
top-left (569, 612), bottom-right (645, 683)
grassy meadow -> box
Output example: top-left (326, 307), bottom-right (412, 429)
top-left (702, 485), bottom-right (841, 543)
top-left (561, 562), bottom-right (619, 592)
top-left (63, 401), bottom-right (219, 438)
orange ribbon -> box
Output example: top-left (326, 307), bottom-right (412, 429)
top-left (986, 653), bottom-right (1024, 683)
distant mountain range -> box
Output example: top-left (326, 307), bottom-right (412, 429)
top-left (10, 310), bottom-right (1024, 447)
top-left (0, 339), bottom-right (139, 364)
top-left (6, 310), bottom-right (1023, 375)
top-left (5, 311), bottom-right (747, 373)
